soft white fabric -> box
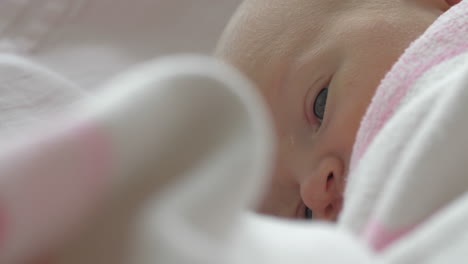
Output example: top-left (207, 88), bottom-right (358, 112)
top-left (337, 0), bottom-right (468, 260)
top-left (344, 52), bottom-right (468, 262)
top-left (0, 54), bottom-right (85, 137)
top-left (0, 55), bottom-right (374, 264)
top-left (0, 0), bottom-right (241, 138)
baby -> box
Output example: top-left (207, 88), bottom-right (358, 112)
top-left (215, 0), bottom-right (454, 221)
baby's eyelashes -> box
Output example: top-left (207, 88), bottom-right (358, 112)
top-left (304, 206), bottom-right (313, 219)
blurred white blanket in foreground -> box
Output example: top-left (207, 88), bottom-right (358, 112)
top-left (0, 55), bottom-right (371, 264)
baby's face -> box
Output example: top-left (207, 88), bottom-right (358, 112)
top-left (217, 0), bottom-right (446, 220)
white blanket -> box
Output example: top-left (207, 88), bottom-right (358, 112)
top-left (0, 55), bottom-right (373, 264)
top-left (339, 0), bottom-right (468, 261)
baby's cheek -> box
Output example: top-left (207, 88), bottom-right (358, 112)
top-left (28, 255), bottom-right (54, 264)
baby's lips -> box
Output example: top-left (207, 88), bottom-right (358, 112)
top-left (446, 0), bottom-right (461, 7)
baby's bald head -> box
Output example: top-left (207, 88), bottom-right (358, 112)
top-left (216, 0), bottom-right (330, 80)
top-left (215, 0), bottom-right (397, 81)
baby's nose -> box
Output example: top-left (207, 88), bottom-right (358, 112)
top-left (300, 156), bottom-right (344, 221)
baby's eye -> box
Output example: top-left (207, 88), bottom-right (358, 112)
top-left (313, 88), bottom-right (328, 121)
top-left (305, 206), bottom-right (313, 220)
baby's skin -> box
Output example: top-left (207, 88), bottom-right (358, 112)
top-left (216, 0), bottom-right (452, 221)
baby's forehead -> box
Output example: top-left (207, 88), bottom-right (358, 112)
top-left (218, 0), bottom-right (327, 45)
top-left (216, 0), bottom-right (333, 82)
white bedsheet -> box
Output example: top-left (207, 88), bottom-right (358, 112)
top-left (0, 0), bottom-right (240, 135)
top-left (1, 0), bottom-right (241, 89)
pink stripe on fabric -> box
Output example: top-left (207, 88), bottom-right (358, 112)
top-left (31, 120), bottom-right (113, 255)
top-left (363, 218), bottom-right (417, 252)
top-left (349, 1), bottom-right (468, 171)
top-left (380, 43), bottom-right (468, 125)
top-left (352, 44), bottom-right (468, 168)
top-left (74, 121), bottom-right (112, 195)
top-left (0, 119), bottom-right (112, 263)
